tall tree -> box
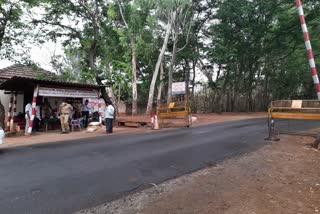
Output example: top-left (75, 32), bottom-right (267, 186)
top-left (34, 0), bottom-right (116, 103)
top-left (167, 1), bottom-right (192, 104)
top-left (146, 0), bottom-right (192, 114)
top-left (146, 10), bottom-right (175, 114)
top-left (117, 0), bottom-right (154, 115)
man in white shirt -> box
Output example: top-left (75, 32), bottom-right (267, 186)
top-left (81, 99), bottom-right (90, 128)
top-left (25, 101), bottom-right (32, 135)
top-left (104, 101), bottom-right (115, 134)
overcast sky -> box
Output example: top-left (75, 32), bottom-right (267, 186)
top-left (0, 39), bottom-right (64, 71)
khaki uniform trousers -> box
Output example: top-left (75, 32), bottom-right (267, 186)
top-left (60, 113), bottom-right (70, 132)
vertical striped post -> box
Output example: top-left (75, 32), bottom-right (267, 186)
top-left (98, 99), bottom-right (102, 124)
top-left (12, 94), bottom-right (17, 119)
top-left (28, 85), bottom-right (39, 134)
top-left (296, 0), bottom-right (320, 100)
top-left (6, 93), bottom-right (13, 131)
top-left (97, 91), bottom-right (102, 124)
top-left (10, 94), bottom-right (17, 130)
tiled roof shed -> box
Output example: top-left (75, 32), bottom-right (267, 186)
top-left (0, 65), bottom-right (103, 92)
top-left (0, 64), bottom-right (58, 80)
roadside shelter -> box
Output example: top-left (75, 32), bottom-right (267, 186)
top-left (0, 65), bottom-right (105, 133)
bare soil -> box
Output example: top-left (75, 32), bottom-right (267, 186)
top-left (78, 135), bottom-right (320, 214)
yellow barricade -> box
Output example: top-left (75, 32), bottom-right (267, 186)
top-left (157, 102), bottom-right (192, 127)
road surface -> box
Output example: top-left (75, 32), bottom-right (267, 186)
top-left (0, 118), bottom-right (318, 214)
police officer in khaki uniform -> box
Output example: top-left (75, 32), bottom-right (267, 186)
top-left (58, 101), bottom-right (73, 134)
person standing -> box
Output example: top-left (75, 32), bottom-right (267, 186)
top-left (81, 100), bottom-right (90, 128)
top-left (33, 103), bottom-right (41, 132)
top-left (104, 101), bottom-right (114, 134)
top-left (58, 101), bottom-right (73, 134)
top-left (24, 101), bottom-right (32, 135)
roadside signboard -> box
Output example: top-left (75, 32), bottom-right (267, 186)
top-left (172, 82), bottom-right (186, 95)
top-left (38, 87), bottom-right (98, 98)
top-left (291, 100), bottom-right (302, 108)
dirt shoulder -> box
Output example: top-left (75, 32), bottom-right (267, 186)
top-left (78, 135), bottom-right (320, 214)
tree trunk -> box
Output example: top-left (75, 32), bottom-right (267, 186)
top-left (117, 83), bottom-right (121, 116)
top-left (107, 86), bottom-right (116, 103)
top-left (118, 0), bottom-right (137, 114)
top-left (94, 76), bottom-right (111, 104)
top-left (232, 64), bottom-right (241, 112)
top-left (263, 72), bottom-right (270, 109)
top-left (88, 48), bottom-right (111, 104)
top-left (157, 62), bottom-right (164, 106)
top-left (146, 12), bottom-right (175, 114)
top-left (131, 38), bottom-right (138, 115)
top-left (167, 27), bottom-right (179, 104)
top-left (191, 59), bottom-right (196, 96)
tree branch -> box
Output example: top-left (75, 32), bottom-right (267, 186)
top-left (77, 0), bottom-right (96, 21)
top-left (177, 19), bottom-right (192, 53)
top-left (32, 19), bottom-right (82, 39)
top-left (118, 0), bottom-right (129, 29)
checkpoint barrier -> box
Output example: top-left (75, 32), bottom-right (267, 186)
top-left (157, 101), bottom-right (192, 128)
top-left (267, 100), bottom-right (320, 147)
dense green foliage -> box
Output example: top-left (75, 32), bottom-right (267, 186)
top-left (0, 0), bottom-right (39, 62)
top-left (1, 0), bottom-right (320, 112)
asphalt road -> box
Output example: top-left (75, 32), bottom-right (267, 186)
top-left (0, 118), bottom-right (319, 214)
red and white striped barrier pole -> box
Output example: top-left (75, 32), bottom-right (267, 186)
top-left (150, 112), bottom-right (155, 129)
top-left (28, 85), bottom-right (39, 134)
top-left (97, 91), bottom-right (102, 124)
top-left (296, 0), bottom-right (320, 99)
top-left (98, 99), bottom-right (102, 124)
top-left (11, 94), bottom-right (17, 126)
top-left (6, 93), bottom-right (13, 131)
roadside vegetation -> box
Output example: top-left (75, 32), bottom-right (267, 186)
top-left (1, 0), bottom-right (320, 113)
